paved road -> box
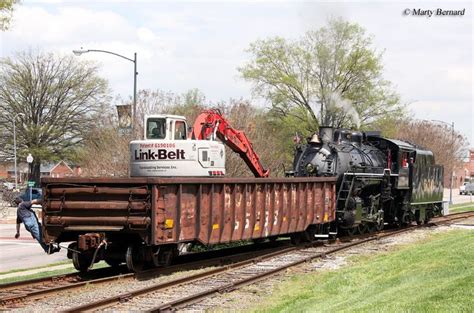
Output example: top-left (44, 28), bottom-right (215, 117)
top-left (443, 188), bottom-right (474, 205)
top-left (0, 224), bottom-right (69, 273)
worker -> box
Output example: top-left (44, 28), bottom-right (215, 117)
top-left (14, 197), bottom-right (59, 254)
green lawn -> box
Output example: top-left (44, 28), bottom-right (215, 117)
top-left (254, 229), bottom-right (474, 312)
top-left (0, 261), bottom-right (109, 285)
top-left (449, 202), bottom-right (474, 213)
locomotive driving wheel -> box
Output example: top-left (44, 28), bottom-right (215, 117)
top-left (346, 227), bottom-right (357, 236)
top-left (357, 223), bottom-right (368, 234)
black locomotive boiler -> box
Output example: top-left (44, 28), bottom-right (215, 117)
top-left (291, 127), bottom-right (444, 234)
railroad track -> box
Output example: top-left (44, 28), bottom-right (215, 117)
top-left (0, 266), bottom-right (131, 308)
top-left (61, 211), bottom-right (473, 312)
top-left (0, 240), bottom-right (290, 309)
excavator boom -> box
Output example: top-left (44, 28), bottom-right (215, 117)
top-left (190, 109), bottom-right (269, 178)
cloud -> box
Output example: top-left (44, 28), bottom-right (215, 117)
top-left (1, 1), bottom-right (472, 145)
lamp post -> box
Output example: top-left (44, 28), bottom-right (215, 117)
top-left (3, 112), bottom-right (25, 190)
top-left (72, 48), bottom-right (137, 132)
top-left (26, 153), bottom-right (33, 200)
top-left (431, 119), bottom-right (455, 205)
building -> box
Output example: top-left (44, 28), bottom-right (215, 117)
top-left (466, 149), bottom-right (474, 181)
top-left (450, 148), bottom-right (474, 188)
top-left (2, 160), bottom-right (79, 182)
top-left (41, 161), bottom-right (76, 178)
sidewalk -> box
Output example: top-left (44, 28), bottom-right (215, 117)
top-left (0, 223), bottom-right (69, 273)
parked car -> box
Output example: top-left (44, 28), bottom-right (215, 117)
top-left (463, 182), bottom-right (474, 196)
top-left (19, 187), bottom-right (43, 202)
top-left (460, 182), bottom-right (468, 195)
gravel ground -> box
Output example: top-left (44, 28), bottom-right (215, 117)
top-left (7, 224), bottom-right (465, 312)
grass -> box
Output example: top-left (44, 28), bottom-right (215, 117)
top-left (0, 259), bottom-right (72, 275)
top-left (449, 202), bottom-right (474, 213)
top-left (254, 229), bottom-right (474, 312)
top-left (0, 261), bottom-right (109, 285)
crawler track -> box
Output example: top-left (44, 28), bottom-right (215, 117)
top-left (63, 211), bottom-right (474, 312)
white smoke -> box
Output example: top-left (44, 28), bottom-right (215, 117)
top-left (328, 92), bottom-right (360, 129)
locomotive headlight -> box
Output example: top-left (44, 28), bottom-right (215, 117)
top-left (306, 163), bottom-right (316, 173)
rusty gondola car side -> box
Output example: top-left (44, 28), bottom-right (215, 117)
top-left (41, 177), bottom-right (336, 271)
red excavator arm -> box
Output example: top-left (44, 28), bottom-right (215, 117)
top-left (190, 109), bottom-right (269, 178)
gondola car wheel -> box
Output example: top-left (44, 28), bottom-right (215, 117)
top-left (126, 244), bottom-right (145, 272)
top-left (72, 247), bottom-right (92, 272)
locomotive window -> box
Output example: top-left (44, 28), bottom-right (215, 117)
top-left (401, 152), bottom-right (409, 168)
top-left (147, 118), bottom-right (166, 139)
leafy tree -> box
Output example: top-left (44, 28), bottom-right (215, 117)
top-left (1, 0), bottom-right (19, 31)
top-left (239, 17), bottom-right (403, 132)
top-left (0, 51), bottom-right (108, 184)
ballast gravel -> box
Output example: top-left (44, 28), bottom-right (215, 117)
top-left (8, 225), bottom-right (458, 312)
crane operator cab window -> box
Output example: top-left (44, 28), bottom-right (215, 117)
top-left (174, 121), bottom-right (187, 140)
top-left (147, 118), bottom-right (166, 139)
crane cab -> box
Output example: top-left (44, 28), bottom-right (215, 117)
top-left (130, 114), bottom-right (226, 177)
top-left (144, 115), bottom-right (188, 141)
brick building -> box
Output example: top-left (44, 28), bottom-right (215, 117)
top-left (466, 149), bottom-right (474, 181)
top-left (450, 149), bottom-right (474, 188)
top-left (1, 160), bottom-right (78, 182)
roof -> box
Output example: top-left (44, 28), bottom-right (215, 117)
top-left (7, 161), bottom-right (73, 173)
top-left (385, 139), bottom-right (416, 150)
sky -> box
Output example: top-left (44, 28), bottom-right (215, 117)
top-left (0, 0), bottom-right (472, 149)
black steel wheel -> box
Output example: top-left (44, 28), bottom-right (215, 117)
top-left (72, 250), bottom-right (92, 272)
top-left (125, 244), bottom-right (145, 272)
top-left (357, 223), bottom-right (368, 234)
top-left (367, 223), bottom-right (377, 234)
top-left (152, 245), bottom-right (177, 267)
top-left (290, 233), bottom-right (302, 245)
top-left (105, 258), bottom-right (122, 268)
top-left (346, 227), bottom-right (357, 236)
top-left (375, 220), bottom-right (384, 231)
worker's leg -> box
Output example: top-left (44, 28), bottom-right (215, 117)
top-left (23, 216), bottom-right (49, 253)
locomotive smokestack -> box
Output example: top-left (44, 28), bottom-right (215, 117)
top-left (319, 126), bottom-right (334, 143)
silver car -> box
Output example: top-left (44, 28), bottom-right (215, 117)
top-left (464, 182), bottom-right (474, 195)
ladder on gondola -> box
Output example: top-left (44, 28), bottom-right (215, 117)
top-left (336, 173), bottom-right (356, 211)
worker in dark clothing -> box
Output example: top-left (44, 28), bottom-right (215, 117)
top-left (14, 197), bottom-right (59, 254)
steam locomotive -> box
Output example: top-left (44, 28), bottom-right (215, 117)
top-left (291, 127), bottom-right (444, 234)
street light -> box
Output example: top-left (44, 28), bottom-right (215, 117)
top-left (26, 153), bottom-right (33, 200)
top-left (431, 119), bottom-right (455, 205)
top-left (72, 48), bottom-right (137, 132)
top-left (3, 112), bottom-right (25, 190)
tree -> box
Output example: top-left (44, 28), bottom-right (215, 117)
top-left (239, 17), bottom-right (403, 132)
top-left (214, 100), bottom-right (289, 177)
top-left (1, 0), bottom-right (19, 31)
top-left (395, 120), bottom-right (468, 186)
top-left (0, 51), bottom-right (108, 184)
top-left (78, 88), bottom-right (207, 177)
